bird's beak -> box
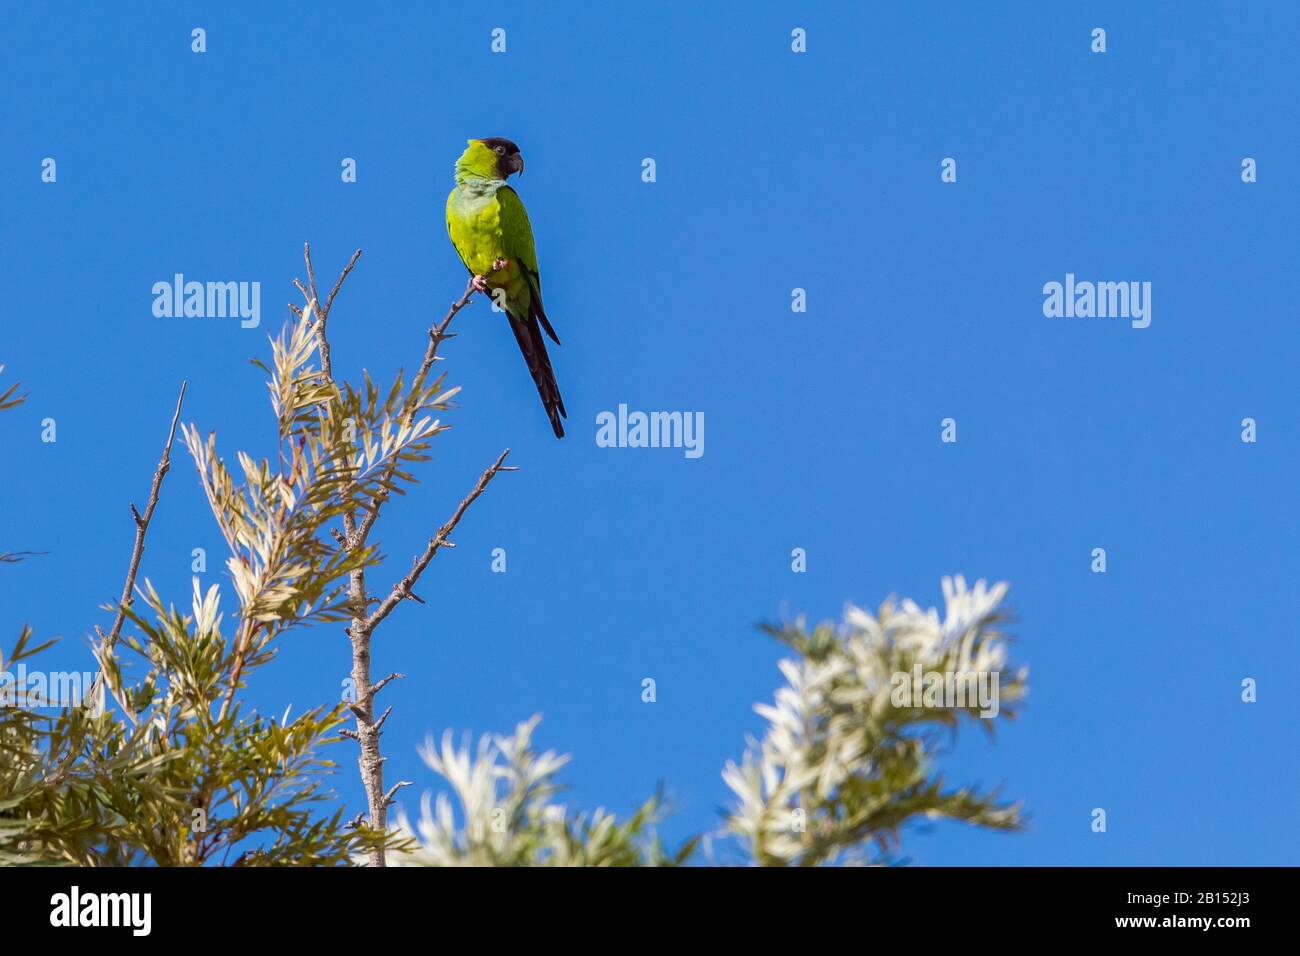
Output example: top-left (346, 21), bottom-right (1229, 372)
top-left (512, 154), bottom-right (525, 177)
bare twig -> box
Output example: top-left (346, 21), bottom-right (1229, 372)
top-left (354, 277), bottom-right (478, 546)
top-left (0, 550), bottom-right (47, 564)
top-left (382, 780), bottom-right (412, 810)
top-left (323, 249), bottom-right (362, 317)
top-left (303, 243), bottom-right (361, 381)
top-left (370, 672), bottom-right (404, 699)
top-left (368, 449), bottom-right (514, 631)
top-left (85, 382), bottom-right (187, 706)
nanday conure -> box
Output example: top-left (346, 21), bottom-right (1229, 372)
top-left (446, 138), bottom-right (566, 438)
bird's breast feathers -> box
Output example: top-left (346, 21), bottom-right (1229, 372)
top-left (447, 183), bottom-right (508, 278)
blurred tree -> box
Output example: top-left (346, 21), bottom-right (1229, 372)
top-left (390, 576), bottom-right (1027, 866)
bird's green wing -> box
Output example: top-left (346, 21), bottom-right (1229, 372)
top-left (497, 186), bottom-right (559, 343)
top-left (498, 186), bottom-right (542, 301)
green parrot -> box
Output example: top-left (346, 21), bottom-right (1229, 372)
top-left (446, 137), bottom-right (567, 438)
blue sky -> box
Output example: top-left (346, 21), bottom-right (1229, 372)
top-left (2, 2), bottom-right (1297, 864)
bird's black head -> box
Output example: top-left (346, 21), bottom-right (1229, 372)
top-left (478, 137), bottom-right (524, 178)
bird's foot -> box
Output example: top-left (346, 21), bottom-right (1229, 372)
top-left (491, 257), bottom-right (510, 272)
top-left (471, 274), bottom-right (490, 293)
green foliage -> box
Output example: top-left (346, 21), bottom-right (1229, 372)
top-left (1, 627), bottom-right (172, 865)
top-left (390, 716), bottom-right (696, 867)
top-left (723, 576), bottom-right (1028, 865)
top-left (0, 306), bottom-right (453, 865)
top-left (187, 308), bottom-right (456, 630)
top-left (1, 609), bottom-right (384, 865)
top-left (0, 366), bottom-right (35, 566)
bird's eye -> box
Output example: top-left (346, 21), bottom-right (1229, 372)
top-left (494, 146), bottom-right (505, 155)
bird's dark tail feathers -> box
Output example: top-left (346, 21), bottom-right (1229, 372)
top-left (507, 304), bottom-right (566, 439)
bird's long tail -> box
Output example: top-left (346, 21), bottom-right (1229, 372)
top-left (507, 308), bottom-right (566, 438)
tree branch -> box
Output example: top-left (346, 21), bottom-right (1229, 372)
top-left (367, 448), bottom-right (514, 631)
top-left (216, 617), bottom-right (261, 723)
top-left (85, 381), bottom-right (187, 707)
top-left (382, 780), bottom-right (412, 810)
top-left (303, 243), bottom-right (360, 382)
top-left (354, 277), bottom-right (478, 546)
top-left (298, 245), bottom-right (510, 866)
top-left (370, 672), bottom-right (404, 700)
